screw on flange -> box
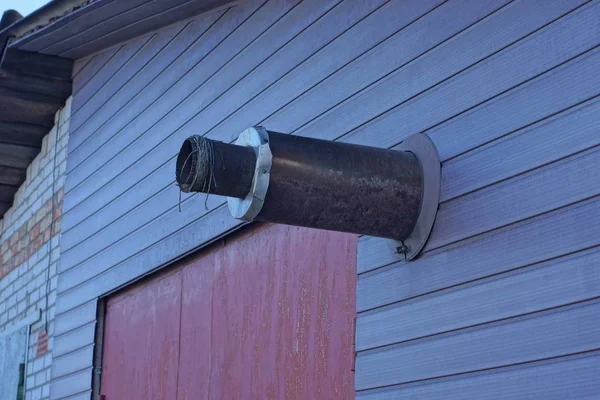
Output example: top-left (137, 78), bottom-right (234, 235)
top-left (395, 241), bottom-right (409, 260)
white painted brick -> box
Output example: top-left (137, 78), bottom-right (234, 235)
top-left (35, 369), bottom-right (46, 386)
top-left (26, 375), bottom-right (35, 389)
top-left (38, 284), bottom-right (47, 299)
top-left (26, 304), bottom-right (37, 315)
top-left (31, 197), bottom-right (42, 214)
top-left (50, 250), bottom-right (59, 264)
top-left (37, 246), bottom-right (48, 262)
top-left (47, 307), bottom-right (55, 321)
top-left (3, 282), bottom-right (13, 298)
top-left (0, 103), bottom-right (70, 390)
top-left (36, 273), bottom-right (47, 289)
top-left (30, 288), bottom-right (41, 304)
top-left (51, 235), bottom-right (60, 250)
top-left (42, 384), bottom-right (50, 398)
top-left (32, 356), bottom-right (44, 373)
top-left (57, 148), bottom-right (67, 164)
top-left (27, 279), bottom-right (37, 294)
top-left (49, 276), bottom-right (57, 292)
top-left (56, 175), bottom-right (66, 188)
top-left (19, 263), bottom-right (28, 276)
top-left (31, 386), bottom-right (42, 400)
top-left (36, 299), bottom-right (45, 314)
top-left (58, 160), bottom-right (67, 175)
top-left (14, 188), bottom-right (22, 204)
top-left (48, 262), bottom-right (57, 278)
top-left (47, 127), bottom-right (57, 151)
top-left (48, 290), bottom-right (56, 307)
top-left (41, 188), bottom-right (52, 204)
top-left (17, 285), bottom-right (26, 299)
top-left (29, 332), bottom-right (38, 348)
top-left (32, 259), bottom-right (46, 277)
top-left (17, 299), bottom-right (27, 313)
top-left (42, 163), bottom-right (53, 179)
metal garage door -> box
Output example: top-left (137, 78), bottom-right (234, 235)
top-left (99, 223), bottom-right (357, 399)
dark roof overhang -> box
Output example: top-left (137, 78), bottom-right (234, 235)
top-left (0, 0), bottom-right (234, 218)
top-left (0, 10), bottom-right (73, 218)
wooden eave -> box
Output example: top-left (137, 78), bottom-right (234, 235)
top-left (0, 12), bottom-right (73, 218)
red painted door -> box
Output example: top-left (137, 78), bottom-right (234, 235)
top-left (101, 224), bottom-right (357, 400)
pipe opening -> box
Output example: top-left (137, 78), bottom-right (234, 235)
top-left (176, 136), bottom-right (204, 193)
top-left (176, 135), bottom-right (257, 198)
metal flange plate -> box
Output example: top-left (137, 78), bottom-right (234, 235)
top-left (397, 133), bottom-right (441, 260)
top-left (227, 126), bottom-right (272, 221)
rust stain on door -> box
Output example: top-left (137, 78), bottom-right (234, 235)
top-left (102, 223), bottom-right (357, 400)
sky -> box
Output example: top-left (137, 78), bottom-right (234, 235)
top-left (2, 0), bottom-right (49, 17)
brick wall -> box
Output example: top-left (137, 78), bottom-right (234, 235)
top-left (0, 98), bottom-right (71, 400)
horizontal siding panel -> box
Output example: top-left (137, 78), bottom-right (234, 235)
top-left (357, 47), bottom-right (600, 274)
top-left (153, 0), bottom-right (401, 154)
top-left (53, 300), bottom-right (97, 337)
top-left (58, 186), bottom-right (225, 283)
top-left (63, 0), bottom-right (351, 213)
top-left (204, 0), bottom-right (452, 143)
top-left (68, 27), bottom-right (182, 126)
top-left (356, 352), bottom-right (600, 399)
top-left (61, 2), bottom-right (406, 264)
top-left (254, 0), bottom-right (508, 141)
top-left (339, 0), bottom-right (598, 148)
top-left (357, 195), bottom-right (600, 310)
top-left (65, 114), bottom-right (600, 273)
top-left (64, 0), bottom-right (288, 189)
top-left (70, 37), bottom-right (148, 115)
top-left (52, 322), bottom-right (96, 358)
top-left (71, 48), bottom-right (118, 95)
top-left (50, 368), bottom-right (92, 400)
top-left (357, 246), bottom-right (600, 351)
top-left (52, 0), bottom-right (600, 396)
top-left (295, 0), bottom-right (590, 144)
top-left (356, 299), bottom-right (600, 390)
top-left (440, 95), bottom-right (600, 202)
top-left (58, 0), bottom-right (397, 255)
top-left (51, 345), bottom-right (94, 380)
top-left (357, 136), bottom-right (600, 276)
top-left (427, 45), bottom-right (600, 162)
top-left (356, 236), bottom-right (401, 275)
top-left (65, 5), bottom-right (236, 157)
top-left (60, 0), bottom-right (501, 262)
top-left (430, 143), bottom-right (600, 249)
top-left (71, 56), bottom-right (93, 79)
top-left (60, 161), bottom-right (175, 254)
top-left (56, 205), bottom-right (241, 315)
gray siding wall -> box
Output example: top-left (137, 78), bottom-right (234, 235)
top-left (52, 0), bottom-right (600, 398)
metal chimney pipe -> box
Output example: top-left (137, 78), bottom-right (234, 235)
top-left (176, 127), bottom-right (440, 260)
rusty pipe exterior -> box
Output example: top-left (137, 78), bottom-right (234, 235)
top-left (176, 127), bottom-right (440, 260)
